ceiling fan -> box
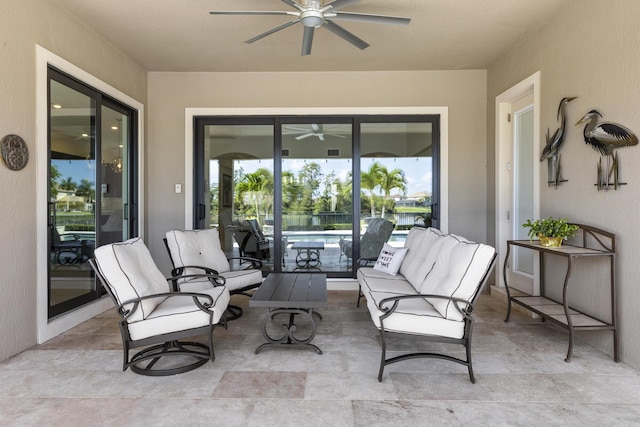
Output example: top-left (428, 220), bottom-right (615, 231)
top-left (209, 0), bottom-right (411, 56)
top-left (284, 124), bottom-right (347, 141)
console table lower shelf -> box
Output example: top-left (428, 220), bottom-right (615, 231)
top-left (508, 294), bottom-right (616, 362)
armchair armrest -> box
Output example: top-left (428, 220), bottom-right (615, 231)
top-left (118, 290), bottom-right (216, 320)
top-left (169, 267), bottom-right (226, 291)
top-left (378, 293), bottom-right (473, 320)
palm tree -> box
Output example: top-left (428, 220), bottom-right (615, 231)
top-left (361, 161), bottom-right (383, 217)
top-left (235, 168), bottom-right (273, 219)
top-left (59, 177), bottom-right (77, 193)
top-left (75, 178), bottom-right (95, 203)
top-left (50, 164), bottom-right (62, 199)
top-left (378, 165), bottom-right (407, 218)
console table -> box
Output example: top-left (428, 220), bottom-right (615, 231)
top-left (503, 224), bottom-right (618, 362)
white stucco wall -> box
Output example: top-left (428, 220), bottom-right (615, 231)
top-left (487, 0), bottom-right (640, 368)
top-left (146, 70), bottom-right (488, 274)
top-left (0, 0), bottom-right (147, 362)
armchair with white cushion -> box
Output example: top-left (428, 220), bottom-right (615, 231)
top-left (90, 237), bottom-right (230, 376)
top-left (164, 228), bottom-right (264, 321)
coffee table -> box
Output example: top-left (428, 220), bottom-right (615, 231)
top-left (249, 273), bottom-right (327, 354)
top-left (291, 241), bottom-right (325, 268)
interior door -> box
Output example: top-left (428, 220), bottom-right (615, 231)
top-left (508, 94), bottom-right (535, 293)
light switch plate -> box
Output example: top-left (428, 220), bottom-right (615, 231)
top-left (175, 183), bottom-right (182, 194)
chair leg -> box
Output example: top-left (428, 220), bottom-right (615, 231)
top-left (225, 304), bottom-right (243, 321)
top-left (465, 337), bottom-right (476, 384)
top-left (356, 285), bottom-right (363, 307)
top-left (377, 329), bottom-right (387, 382)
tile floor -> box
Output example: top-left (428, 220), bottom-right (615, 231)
top-left (1, 291), bottom-right (639, 426)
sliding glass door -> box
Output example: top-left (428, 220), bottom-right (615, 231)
top-left (48, 67), bottom-right (138, 318)
top-left (194, 115), bottom-right (439, 278)
top-left (281, 120), bottom-right (353, 273)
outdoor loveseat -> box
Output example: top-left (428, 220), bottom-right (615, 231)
top-left (357, 227), bottom-right (496, 383)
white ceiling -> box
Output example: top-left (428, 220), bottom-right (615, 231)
top-left (54, 0), bottom-right (571, 72)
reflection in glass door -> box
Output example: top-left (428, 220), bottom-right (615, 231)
top-left (360, 120), bottom-right (436, 257)
top-left (196, 122), bottom-right (275, 270)
top-left (48, 68), bottom-right (136, 318)
top-left (194, 115), bottom-right (440, 278)
top-left (281, 122), bottom-right (352, 274)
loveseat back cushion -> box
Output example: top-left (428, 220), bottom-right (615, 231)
top-left (421, 236), bottom-right (495, 321)
top-left (166, 229), bottom-right (231, 274)
top-left (93, 237), bottom-right (169, 322)
top-left (399, 227), bottom-right (446, 288)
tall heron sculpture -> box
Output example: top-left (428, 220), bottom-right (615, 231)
top-left (540, 97), bottom-right (576, 186)
top-left (576, 109), bottom-right (638, 190)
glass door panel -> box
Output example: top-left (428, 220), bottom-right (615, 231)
top-left (281, 122), bottom-right (352, 273)
top-left (49, 79), bottom-right (98, 315)
top-left (200, 123), bottom-right (275, 270)
top-left (360, 121), bottom-right (435, 254)
top-left (100, 105), bottom-right (129, 245)
top-left (48, 68), bottom-right (138, 319)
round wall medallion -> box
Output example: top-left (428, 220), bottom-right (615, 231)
top-left (1, 134), bottom-right (29, 171)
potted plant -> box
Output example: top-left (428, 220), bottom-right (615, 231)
top-left (522, 216), bottom-right (579, 247)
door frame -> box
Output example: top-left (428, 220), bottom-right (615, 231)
top-left (184, 107), bottom-right (449, 235)
top-left (36, 46), bottom-right (145, 343)
top-left (495, 71), bottom-right (541, 291)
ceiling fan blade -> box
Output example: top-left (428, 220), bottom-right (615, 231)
top-left (209, 11), bottom-right (293, 16)
top-left (285, 126), bottom-right (313, 132)
top-left (296, 133), bottom-right (315, 140)
top-left (280, 0), bottom-right (304, 11)
top-left (246, 19), bottom-right (300, 44)
top-left (329, 12), bottom-right (411, 26)
top-left (326, 133), bottom-right (347, 138)
top-left (323, 21), bottom-right (369, 50)
top-left (319, 134), bottom-right (325, 142)
top-left (301, 26), bottom-right (315, 56)
top-left (322, 0), bottom-right (362, 12)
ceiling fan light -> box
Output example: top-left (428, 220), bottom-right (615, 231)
top-left (301, 10), bottom-right (324, 27)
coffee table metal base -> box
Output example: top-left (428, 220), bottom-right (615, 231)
top-left (256, 308), bottom-right (323, 354)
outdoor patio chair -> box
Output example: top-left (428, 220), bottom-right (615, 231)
top-left (164, 228), bottom-right (264, 321)
top-left (339, 218), bottom-right (395, 267)
top-left (228, 219), bottom-right (271, 260)
top-left (90, 237), bottom-right (229, 376)
top-left (50, 226), bottom-right (94, 264)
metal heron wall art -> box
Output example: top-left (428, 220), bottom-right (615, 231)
top-left (576, 110), bottom-right (638, 190)
top-left (540, 97), bottom-right (576, 187)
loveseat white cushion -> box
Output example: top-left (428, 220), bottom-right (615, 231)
top-left (398, 227), bottom-right (446, 288)
top-left (365, 289), bottom-right (466, 339)
top-left (420, 235), bottom-right (496, 321)
top-left (94, 237), bottom-right (169, 322)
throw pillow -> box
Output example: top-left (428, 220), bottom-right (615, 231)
top-left (373, 243), bottom-right (408, 276)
